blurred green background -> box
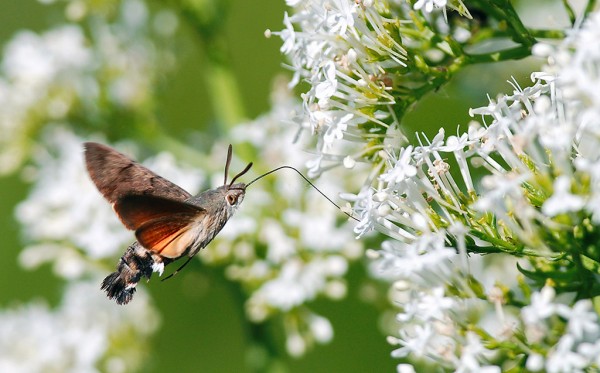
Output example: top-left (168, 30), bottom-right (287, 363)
top-left (0, 1), bottom-right (540, 372)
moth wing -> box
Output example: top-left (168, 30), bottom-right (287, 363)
top-left (114, 194), bottom-right (205, 230)
top-left (114, 195), bottom-right (207, 259)
top-left (84, 142), bottom-right (192, 203)
top-left (135, 216), bottom-right (203, 259)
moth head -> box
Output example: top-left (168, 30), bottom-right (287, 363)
top-left (221, 144), bottom-right (252, 211)
top-left (225, 183), bottom-right (246, 208)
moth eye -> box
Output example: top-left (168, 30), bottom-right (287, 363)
top-left (226, 194), bottom-right (237, 206)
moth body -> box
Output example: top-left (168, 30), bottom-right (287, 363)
top-left (183, 183), bottom-right (245, 257)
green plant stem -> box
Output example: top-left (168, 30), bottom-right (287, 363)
top-left (562, 0), bottom-right (577, 25)
top-left (472, 0), bottom-right (537, 48)
top-left (464, 45), bottom-right (533, 63)
top-left (572, 251), bottom-right (598, 299)
top-left (585, 0), bottom-right (598, 16)
top-left (198, 33), bottom-right (247, 128)
top-left (528, 28), bottom-right (567, 40)
top-left (172, 0), bottom-right (247, 129)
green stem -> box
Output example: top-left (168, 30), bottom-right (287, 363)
top-left (173, 0), bottom-right (247, 129)
top-left (528, 29), bottom-right (566, 39)
top-left (585, 0), bottom-right (598, 16)
top-left (471, 0), bottom-right (536, 47)
top-left (561, 0), bottom-right (577, 25)
top-left (204, 59), bottom-right (247, 128)
top-left (572, 251), bottom-right (596, 299)
top-left (464, 45), bottom-right (533, 64)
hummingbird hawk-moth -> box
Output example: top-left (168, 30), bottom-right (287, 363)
top-left (85, 142), bottom-right (355, 305)
top-left (84, 142), bottom-right (252, 305)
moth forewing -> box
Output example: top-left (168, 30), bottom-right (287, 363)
top-left (114, 194), bottom-right (206, 231)
top-left (84, 142), bottom-right (192, 203)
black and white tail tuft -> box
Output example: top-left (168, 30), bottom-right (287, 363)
top-left (101, 243), bottom-right (163, 305)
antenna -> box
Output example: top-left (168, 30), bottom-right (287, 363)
top-left (229, 162), bottom-right (253, 187)
top-left (223, 144), bottom-right (233, 185)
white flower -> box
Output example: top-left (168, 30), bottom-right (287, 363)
top-left (558, 300), bottom-right (600, 340)
top-left (315, 61), bottom-right (338, 101)
top-left (323, 113), bottom-right (353, 150)
top-left (545, 335), bottom-right (588, 373)
top-left (397, 364), bottom-right (416, 373)
top-left (578, 339), bottom-right (600, 365)
top-left (279, 12), bottom-right (296, 54)
top-left (526, 353), bottom-right (545, 371)
top-left (343, 187), bottom-right (379, 238)
top-left (413, 0), bottom-right (448, 13)
top-left (542, 176), bottom-right (585, 216)
top-left (380, 146), bottom-right (417, 184)
top-left (309, 313), bottom-right (334, 343)
top-left (415, 287), bottom-right (455, 321)
top-left (326, 0), bottom-right (357, 35)
top-left (373, 237), bottom-right (456, 281)
top-left (474, 173), bottom-right (531, 213)
top-left (439, 133), bottom-right (471, 152)
top-left (455, 332), bottom-right (499, 373)
top-left (286, 332), bottom-right (306, 357)
top-left (397, 287), bottom-right (455, 323)
top-left (391, 324), bottom-right (434, 358)
top-left (521, 286), bottom-right (558, 325)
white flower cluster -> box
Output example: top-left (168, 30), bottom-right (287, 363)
top-left (386, 262), bottom-right (504, 372)
top-left (273, 0), bottom-right (473, 178)
top-left (389, 282), bottom-right (600, 372)
top-left (364, 8), bottom-right (600, 372)
top-left (0, 24), bottom-right (91, 174)
top-left (272, 0), bottom-right (409, 176)
top-left (0, 0), bottom-right (177, 175)
top-left (340, 7), bottom-right (600, 276)
top-left (277, 0), bottom-right (600, 369)
top-left (200, 83), bottom-right (363, 356)
top-left (0, 281), bottom-right (159, 373)
top-left (521, 287), bottom-right (600, 372)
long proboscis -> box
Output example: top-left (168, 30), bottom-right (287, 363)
top-left (246, 166), bottom-right (359, 222)
top-left (163, 165), bottom-right (359, 282)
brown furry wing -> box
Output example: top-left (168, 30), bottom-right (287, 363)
top-left (84, 142), bottom-right (192, 203)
